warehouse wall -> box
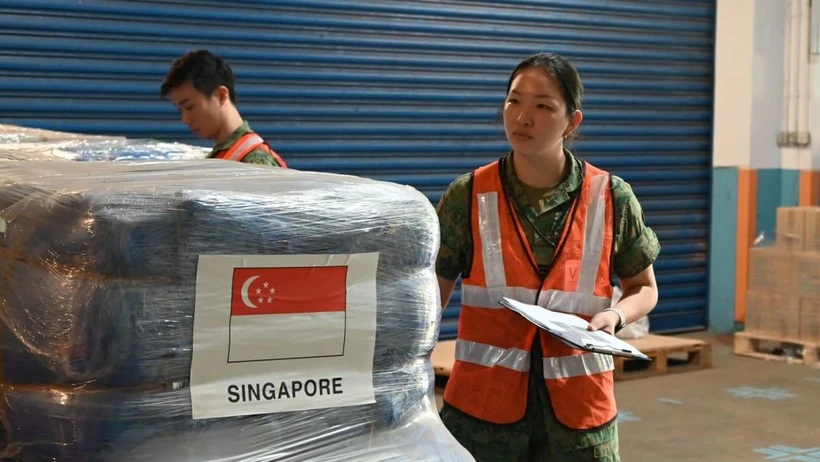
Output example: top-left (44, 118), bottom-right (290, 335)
top-left (710, 0), bottom-right (820, 333)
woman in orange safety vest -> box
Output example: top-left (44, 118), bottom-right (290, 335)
top-left (435, 53), bottom-right (660, 461)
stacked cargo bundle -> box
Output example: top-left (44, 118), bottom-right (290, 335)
top-left (740, 206), bottom-right (820, 365)
top-left (0, 160), bottom-right (471, 461)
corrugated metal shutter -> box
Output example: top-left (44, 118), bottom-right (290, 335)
top-left (0, 0), bottom-right (714, 338)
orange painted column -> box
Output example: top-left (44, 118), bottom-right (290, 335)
top-left (798, 170), bottom-right (820, 206)
top-left (735, 169), bottom-right (757, 323)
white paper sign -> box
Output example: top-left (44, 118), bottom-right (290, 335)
top-left (189, 253), bottom-right (379, 420)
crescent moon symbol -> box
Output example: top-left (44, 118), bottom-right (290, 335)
top-left (240, 276), bottom-right (260, 308)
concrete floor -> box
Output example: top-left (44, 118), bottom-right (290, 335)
top-left (436, 332), bottom-right (820, 462)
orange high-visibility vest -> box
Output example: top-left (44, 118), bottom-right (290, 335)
top-left (443, 157), bottom-right (616, 430)
top-left (214, 133), bottom-right (288, 168)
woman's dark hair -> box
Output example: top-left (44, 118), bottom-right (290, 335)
top-left (505, 53), bottom-right (584, 118)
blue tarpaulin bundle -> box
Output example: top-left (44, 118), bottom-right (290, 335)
top-left (0, 157), bottom-right (468, 461)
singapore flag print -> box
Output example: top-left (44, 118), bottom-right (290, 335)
top-left (189, 253), bottom-right (379, 419)
top-left (229, 266), bottom-right (348, 362)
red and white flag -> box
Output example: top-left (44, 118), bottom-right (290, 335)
top-left (228, 266), bottom-right (348, 362)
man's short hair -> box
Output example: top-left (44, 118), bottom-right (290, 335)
top-left (160, 50), bottom-right (237, 104)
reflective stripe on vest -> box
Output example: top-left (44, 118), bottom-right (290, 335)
top-left (455, 339), bottom-right (530, 372)
top-left (461, 284), bottom-right (537, 309)
top-left (543, 353), bottom-right (614, 379)
top-left (477, 191), bottom-right (507, 289)
top-left (577, 173), bottom-right (609, 294)
top-left (454, 338), bottom-right (613, 379)
top-left (221, 133), bottom-right (264, 161)
top-left (462, 284), bottom-right (611, 316)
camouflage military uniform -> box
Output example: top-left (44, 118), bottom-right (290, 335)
top-left (209, 121), bottom-right (283, 167)
top-left (436, 150), bottom-right (661, 461)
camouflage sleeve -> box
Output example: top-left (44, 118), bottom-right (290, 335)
top-left (435, 173), bottom-right (473, 281)
top-left (610, 176), bottom-right (661, 279)
top-left (242, 148), bottom-right (282, 167)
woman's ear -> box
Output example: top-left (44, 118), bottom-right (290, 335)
top-left (564, 110), bottom-right (583, 138)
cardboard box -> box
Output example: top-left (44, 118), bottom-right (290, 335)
top-left (748, 247), bottom-right (796, 295)
top-left (746, 290), bottom-right (800, 338)
top-left (803, 207), bottom-right (820, 251)
top-left (794, 251), bottom-right (820, 299)
top-left (776, 207), bottom-right (807, 250)
top-left (800, 299), bottom-right (820, 343)
top-left (745, 289), bottom-right (768, 335)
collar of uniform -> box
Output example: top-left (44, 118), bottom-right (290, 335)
top-left (209, 121), bottom-right (253, 158)
top-left (502, 149), bottom-right (583, 219)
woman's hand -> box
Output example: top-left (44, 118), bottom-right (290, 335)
top-left (587, 310), bottom-right (621, 335)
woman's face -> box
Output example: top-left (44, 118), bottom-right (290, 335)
top-left (503, 67), bottom-right (579, 160)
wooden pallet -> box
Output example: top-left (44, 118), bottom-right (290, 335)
top-left (431, 339), bottom-right (456, 377)
top-left (733, 332), bottom-right (820, 367)
top-left (613, 334), bottom-right (712, 381)
top-left (431, 334), bottom-right (712, 381)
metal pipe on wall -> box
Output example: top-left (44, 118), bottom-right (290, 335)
top-left (798, 0), bottom-right (812, 147)
top-left (781, 0), bottom-right (794, 146)
top-left (789, 0), bottom-right (801, 143)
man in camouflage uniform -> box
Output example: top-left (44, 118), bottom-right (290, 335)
top-left (436, 149), bottom-right (661, 461)
top-left (161, 50), bottom-right (285, 167)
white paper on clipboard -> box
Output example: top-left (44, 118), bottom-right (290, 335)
top-left (499, 297), bottom-right (651, 361)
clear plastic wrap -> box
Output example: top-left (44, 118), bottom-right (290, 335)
top-left (0, 123), bottom-right (207, 162)
top-left (0, 160), bottom-right (470, 461)
top-left (0, 124), bottom-right (126, 144)
top-left (0, 139), bottom-right (208, 162)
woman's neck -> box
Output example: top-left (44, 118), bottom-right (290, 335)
top-left (512, 148), bottom-right (567, 189)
